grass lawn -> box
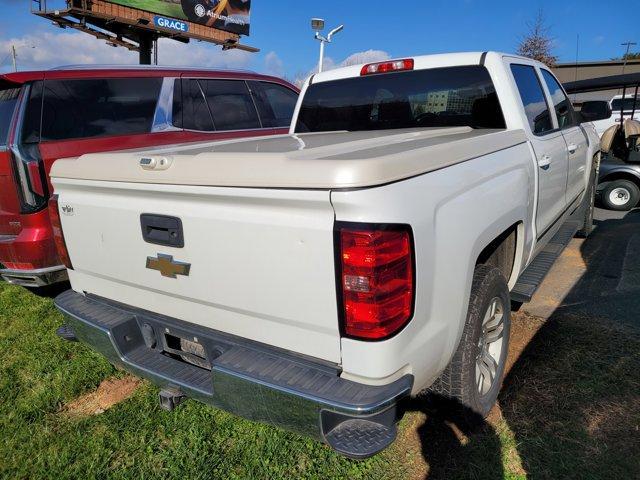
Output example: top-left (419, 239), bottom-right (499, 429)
top-left (1, 281), bottom-right (639, 479)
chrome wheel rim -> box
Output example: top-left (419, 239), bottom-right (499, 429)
top-left (609, 187), bottom-right (631, 207)
top-left (476, 297), bottom-right (505, 397)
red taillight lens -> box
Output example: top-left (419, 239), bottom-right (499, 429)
top-left (48, 194), bottom-right (73, 270)
top-left (360, 59), bottom-right (414, 76)
top-left (337, 224), bottom-right (414, 340)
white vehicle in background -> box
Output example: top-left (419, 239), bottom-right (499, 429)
top-left (591, 94), bottom-right (640, 136)
top-left (50, 52), bottom-right (607, 458)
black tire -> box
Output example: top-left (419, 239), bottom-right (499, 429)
top-left (601, 179), bottom-right (640, 211)
top-left (575, 160), bottom-right (597, 238)
top-left (428, 265), bottom-right (511, 417)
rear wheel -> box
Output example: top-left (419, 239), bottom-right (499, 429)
top-left (601, 179), bottom-right (640, 211)
top-left (428, 265), bottom-right (511, 417)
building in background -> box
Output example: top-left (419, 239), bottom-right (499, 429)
top-left (553, 58), bottom-right (640, 102)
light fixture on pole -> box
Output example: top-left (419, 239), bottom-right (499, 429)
top-left (311, 18), bottom-right (344, 73)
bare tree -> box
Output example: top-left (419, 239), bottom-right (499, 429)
top-left (517, 10), bottom-right (558, 67)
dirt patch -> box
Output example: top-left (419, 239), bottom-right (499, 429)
top-left (64, 376), bottom-right (142, 417)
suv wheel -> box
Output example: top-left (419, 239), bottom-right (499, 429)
top-left (428, 265), bottom-right (511, 417)
top-left (601, 179), bottom-right (640, 211)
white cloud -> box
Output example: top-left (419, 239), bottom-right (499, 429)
top-left (264, 51), bottom-right (285, 77)
top-left (0, 30), bottom-right (253, 72)
top-left (294, 49), bottom-right (390, 86)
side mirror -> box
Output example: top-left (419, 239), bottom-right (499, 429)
top-left (579, 100), bottom-right (612, 122)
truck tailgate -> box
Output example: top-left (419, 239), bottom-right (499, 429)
top-left (54, 178), bottom-right (341, 363)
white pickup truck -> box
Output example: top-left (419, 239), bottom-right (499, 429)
top-left (50, 52), bottom-right (604, 458)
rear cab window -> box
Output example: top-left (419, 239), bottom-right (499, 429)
top-left (296, 66), bottom-right (505, 133)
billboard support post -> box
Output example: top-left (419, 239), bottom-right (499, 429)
top-left (139, 33), bottom-right (153, 65)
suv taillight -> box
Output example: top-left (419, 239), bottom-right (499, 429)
top-left (336, 223), bottom-right (414, 340)
top-left (10, 146), bottom-right (47, 212)
top-left (49, 194), bottom-right (73, 270)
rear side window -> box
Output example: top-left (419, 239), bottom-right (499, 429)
top-left (540, 69), bottom-right (578, 129)
top-left (177, 79), bottom-right (262, 132)
top-left (250, 81), bottom-right (298, 128)
top-left (0, 87), bottom-right (20, 147)
top-left (296, 66), bottom-right (505, 133)
top-left (179, 79), bottom-right (215, 132)
top-left (39, 78), bottom-right (162, 141)
top-left (510, 65), bottom-right (553, 135)
top-left (199, 79), bottom-right (261, 131)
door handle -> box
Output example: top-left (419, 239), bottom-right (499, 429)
top-left (140, 214), bottom-right (184, 248)
top-left (538, 154), bottom-right (551, 169)
top-left (567, 144), bottom-right (578, 154)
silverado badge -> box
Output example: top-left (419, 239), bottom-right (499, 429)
top-left (146, 254), bottom-right (191, 278)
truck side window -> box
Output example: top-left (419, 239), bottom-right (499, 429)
top-left (199, 79), bottom-right (261, 131)
top-left (540, 69), bottom-right (578, 129)
top-left (510, 64), bottom-right (553, 135)
top-left (249, 81), bottom-right (298, 128)
top-left (40, 78), bottom-right (163, 141)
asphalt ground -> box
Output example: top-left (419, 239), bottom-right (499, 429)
top-left (523, 207), bottom-right (640, 324)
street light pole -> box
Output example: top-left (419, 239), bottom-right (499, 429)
top-left (318, 37), bottom-right (325, 74)
top-left (11, 45), bottom-right (17, 72)
top-left (311, 19), bottom-right (344, 73)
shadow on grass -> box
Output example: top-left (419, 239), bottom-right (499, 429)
top-left (404, 395), bottom-right (505, 480)
top-left (399, 210), bottom-right (640, 479)
top-left (27, 281), bottom-right (70, 299)
top-left (498, 210), bottom-right (640, 479)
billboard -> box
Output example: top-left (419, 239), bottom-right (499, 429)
top-left (108, 0), bottom-right (251, 36)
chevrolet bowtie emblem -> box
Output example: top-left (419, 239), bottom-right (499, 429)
top-left (146, 254), bottom-right (191, 278)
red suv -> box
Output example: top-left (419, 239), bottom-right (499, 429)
top-left (0, 67), bottom-right (299, 287)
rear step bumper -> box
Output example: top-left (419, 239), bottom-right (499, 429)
top-left (54, 290), bottom-right (413, 459)
top-left (0, 265), bottom-right (68, 288)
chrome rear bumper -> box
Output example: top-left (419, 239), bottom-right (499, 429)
top-left (54, 290), bottom-right (412, 458)
top-left (0, 265), bottom-right (68, 288)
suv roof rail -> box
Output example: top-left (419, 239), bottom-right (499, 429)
top-left (49, 64), bottom-right (259, 74)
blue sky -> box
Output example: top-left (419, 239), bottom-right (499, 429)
top-left (0, 0), bottom-right (636, 79)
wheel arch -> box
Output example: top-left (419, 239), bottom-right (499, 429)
top-left (475, 222), bottom-right (523, 288)
top-left (598, 169), bottom-right (640, 189)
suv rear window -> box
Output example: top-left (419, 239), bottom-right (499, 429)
top-left (296, 66), bottom-right (505, 133)
top-left (0, 87), bottom-right (20, 147)
top-left (611, 97), bottom-right (639, 112)
top-left (38, 78), bottom-right (162, 141)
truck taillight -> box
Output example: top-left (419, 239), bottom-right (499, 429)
top-left (337, 223), bottom-right (414, 340)
top-left (49, 194), bottom-right (73, 270)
